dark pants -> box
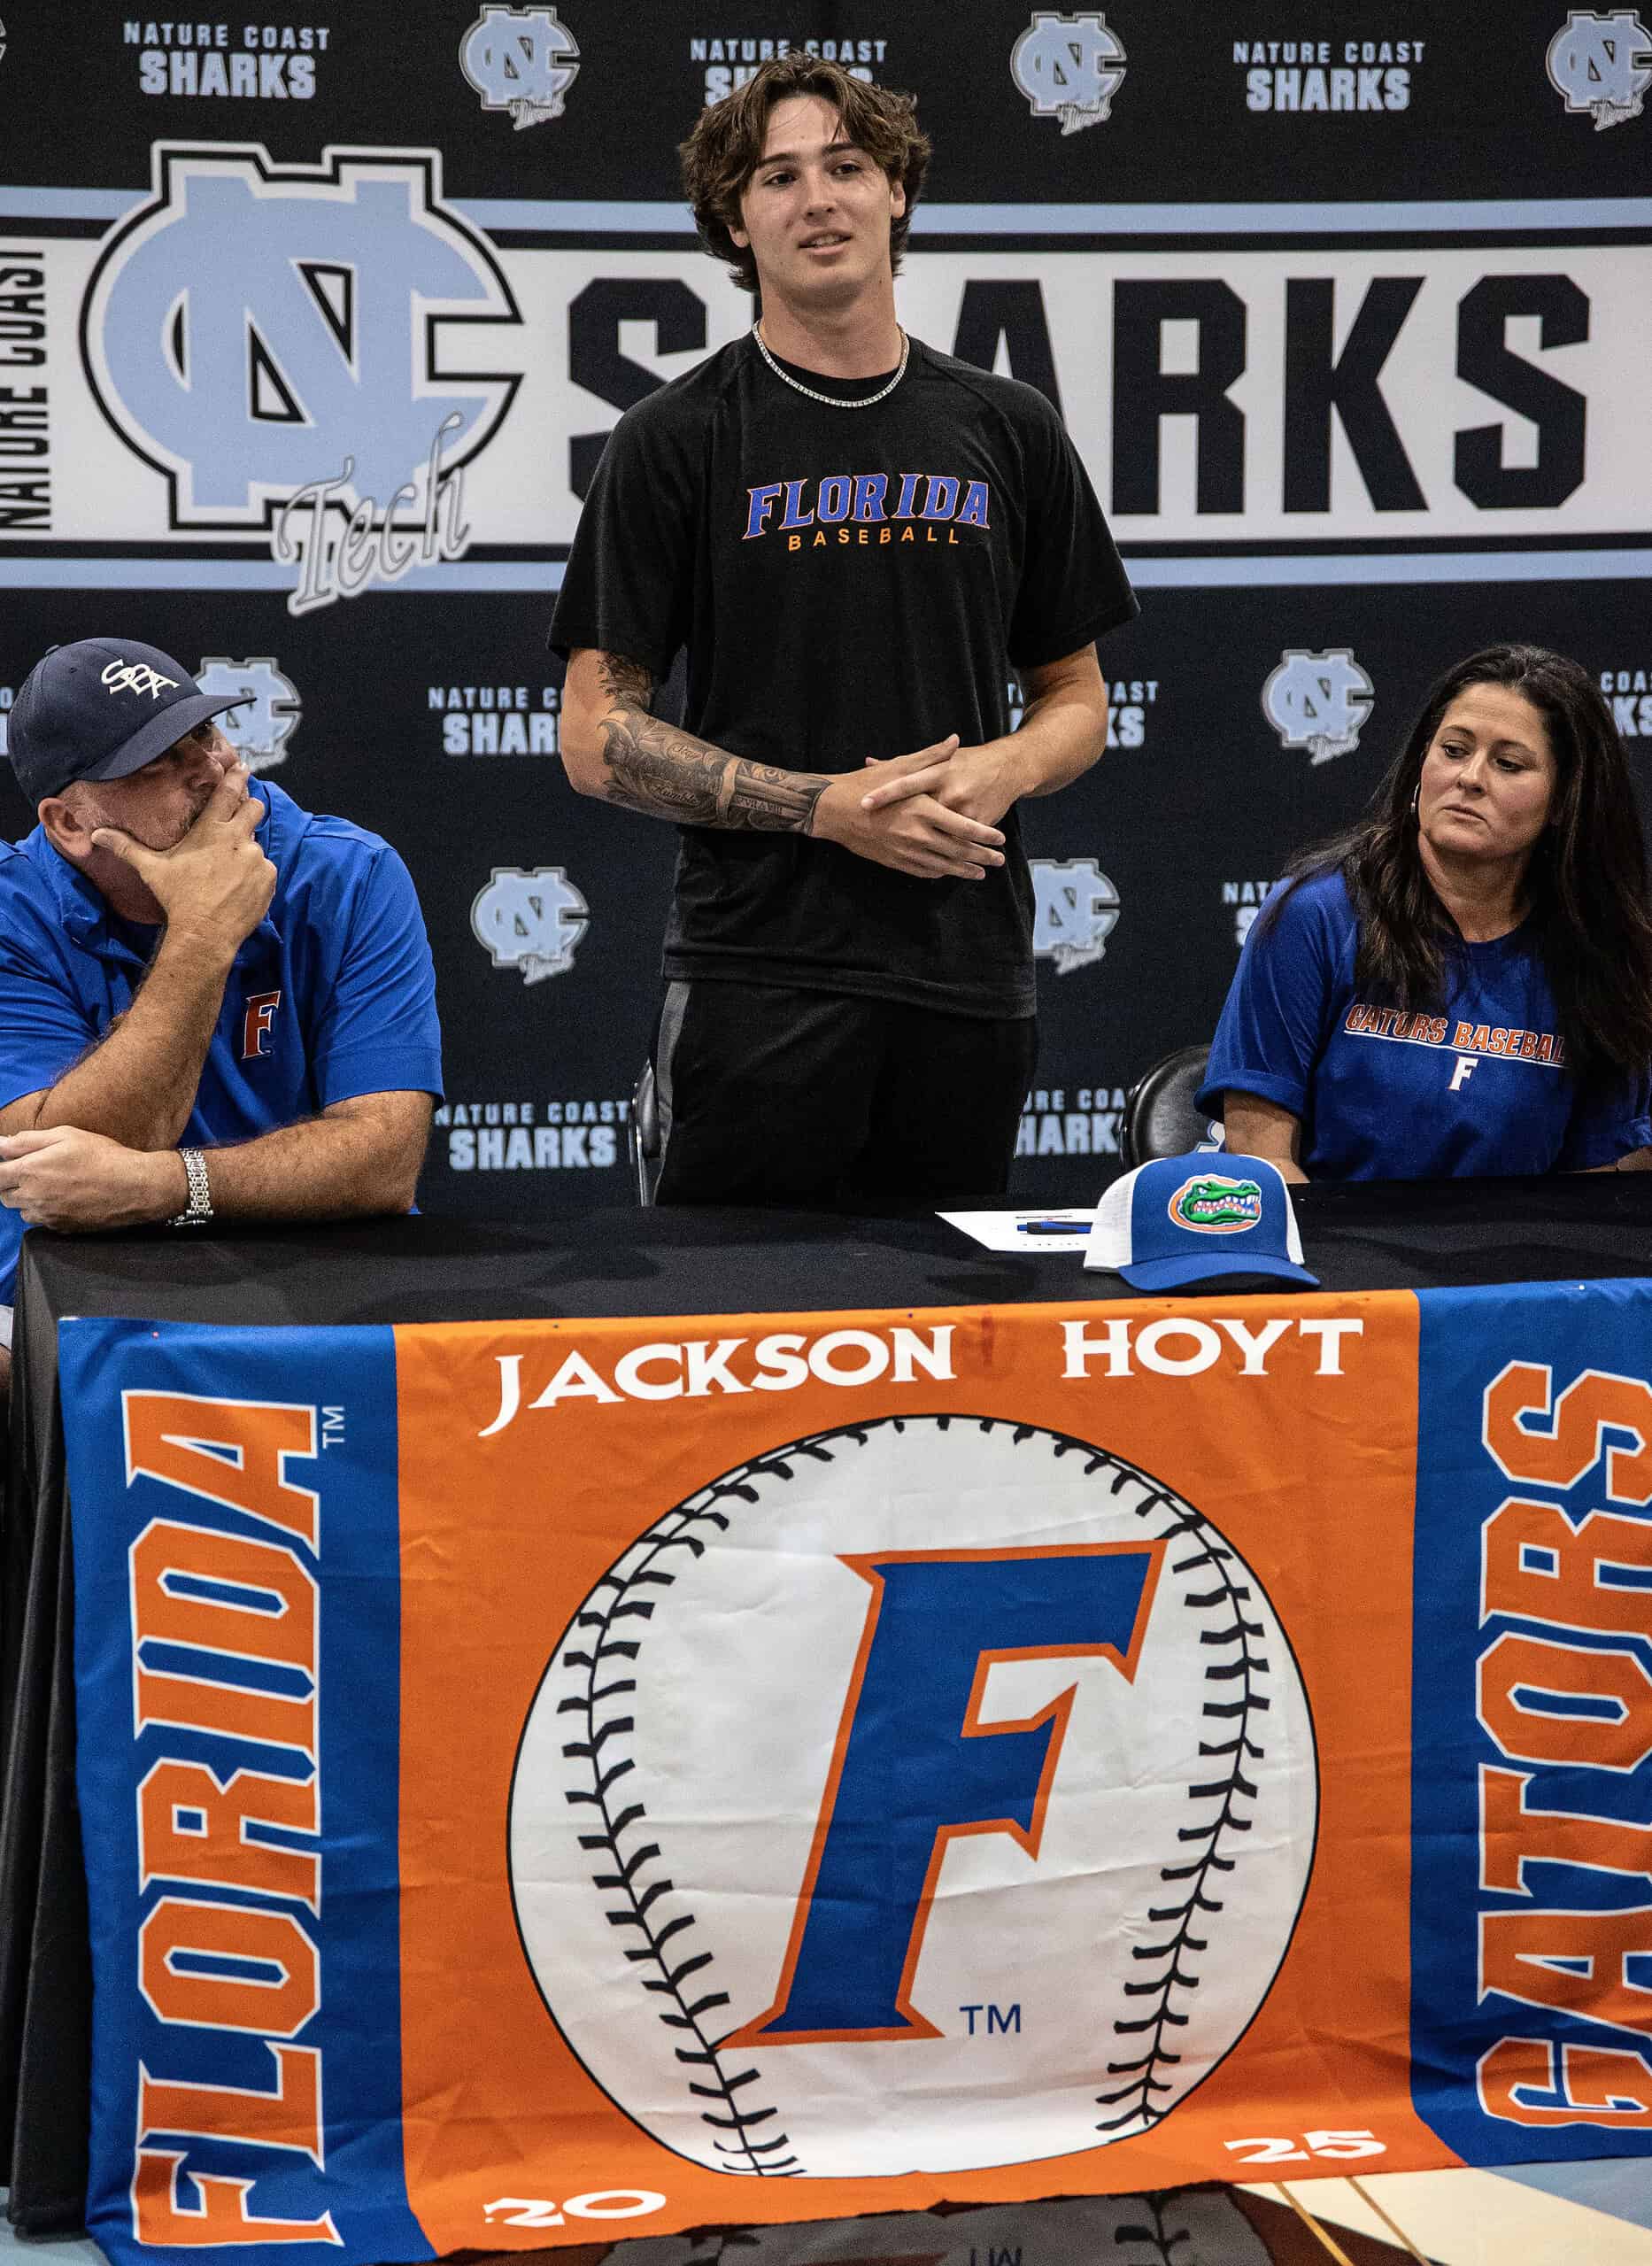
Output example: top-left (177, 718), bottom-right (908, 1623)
top-left (652, 978), bottom-right (1037, 1210)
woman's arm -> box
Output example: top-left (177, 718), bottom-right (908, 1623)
top-left (1199, 879), bottom-right (1332, 1180)
top-left (1222, 1092), bottom-right (1308, 1183)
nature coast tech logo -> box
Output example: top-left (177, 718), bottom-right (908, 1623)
top-left (689, 34), bottom-right (889, 106)
top-left (460, 7), bottom-right (581, 131)
top-left (1223, 879), bottom-right (1278, 948)
top-left (1011, 12), bottom-right (1127, 133)
top-left (197, 657), bottom-right (300, 772)
top-left (1232, 35), bottom-right (1424, 112)
top-left (1031, 858), bottom-right (1120, 975)
top-left (1548, 10), bottom-right (1652, 127)
top-left (472, 867), bottom-right (589, 984)
top-left (1602, 662), bottom-right (1652, 736)
top-left (82, 146), bottom-right (521, 610)
top-left (1262, 648), bottom-right (1374, 764)
top-left (435, 1095), bottom-right (625, 1173)
top-left (429, 681), bottom-right (561, 755)
top-left (511, 1416), bottom-right (1316, 2175)
top-left (125, 21), bottom-right (328, 100)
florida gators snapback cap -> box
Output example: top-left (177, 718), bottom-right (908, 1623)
top-left (1085, 1152), bottom-right (1318, 1292)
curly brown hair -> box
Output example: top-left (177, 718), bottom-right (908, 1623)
top-left (678, 54), bottom-right (930, 297)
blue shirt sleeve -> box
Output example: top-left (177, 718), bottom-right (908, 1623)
top-left (0, 923), bottom-right (99, 1111)
top-left (1196, 878), bottom-right (1339, 1122)
top-left (1557, 1065), bottom-right (1652, 1172)
top-left (308, 846), bottom-right (444, 1108)
top-left (0, 897), bottom-right (97, 1304)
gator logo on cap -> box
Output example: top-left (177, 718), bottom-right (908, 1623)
top-left (1168, 1173), bottom-right (1263, 1234)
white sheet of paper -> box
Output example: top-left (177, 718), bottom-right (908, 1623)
top-left (937, 1207), bottom-right (1098, 1255)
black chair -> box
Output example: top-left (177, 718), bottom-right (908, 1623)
top-left (1120, 1043), bottom-right (1220, 1168)
top-left (629, 1059), bottom-right (662, 1205)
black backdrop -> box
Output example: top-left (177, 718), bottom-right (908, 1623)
top-left (2, 0), bottom-right (1648, 1211)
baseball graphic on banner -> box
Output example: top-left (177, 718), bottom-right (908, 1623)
top-left (510, 1415), bottom-right (1317, 2178)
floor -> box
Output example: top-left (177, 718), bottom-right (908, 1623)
top-left (1262, 2161), bottom-right (1652, 2260)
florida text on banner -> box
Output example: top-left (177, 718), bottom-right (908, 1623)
top-left (58, 1279), bottom-right (1652, 2263)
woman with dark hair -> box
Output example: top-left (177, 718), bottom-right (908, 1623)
top-left (1196, 645), bottom-right (1652, 1180)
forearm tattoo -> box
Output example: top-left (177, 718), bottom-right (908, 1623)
top-left (593, 653), bottom-right (828, 833)
top-left (597, 653), bottom-right (655, 710)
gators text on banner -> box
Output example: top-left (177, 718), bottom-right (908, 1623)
top-left (59, 1280), bottom-right (1652, 2264)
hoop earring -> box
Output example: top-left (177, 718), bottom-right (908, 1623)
top-left (1409, 783), bottom-right (1419, 821)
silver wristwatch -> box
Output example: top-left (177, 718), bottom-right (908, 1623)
top-left (169, 1148), bottom-right (213, 1227)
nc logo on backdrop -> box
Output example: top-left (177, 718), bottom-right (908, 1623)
top-left (472, 867), bottom-right (589, 985)
top-left (1031, 858), bottom-right (1120, 975)
top-left (196, 658), bottom-right (300, 774)
top-left (82, 147), bottom-right (521, 533)
top-left (1262, 648), bottom-right (1374, 765)
top-left (461, 5), bottom-right (581, 129)
top-left (1011, 12), bottom-right (1126, 134)
top-left (1548, 10), bottom-right (1652, 128)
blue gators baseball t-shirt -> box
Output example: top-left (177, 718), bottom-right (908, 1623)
top-left (1197, 870), bottom-right (1651, 1179)
top-left (0, 779), bottom-right (443, 1302)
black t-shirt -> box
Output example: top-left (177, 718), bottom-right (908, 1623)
top-left (551, 333), bottom-right (1138, 1017)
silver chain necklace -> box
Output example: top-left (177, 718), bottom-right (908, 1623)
top-left (752, 321), bottom-right (909, 408)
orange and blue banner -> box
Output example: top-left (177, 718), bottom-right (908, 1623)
top-left (61, 1281), bottom-right (1652, 2266)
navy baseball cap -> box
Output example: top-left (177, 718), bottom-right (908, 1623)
top-left (1085, 1152), bottom-right (1318, 1292)
top-left (4, 638), bottom-right (247, 803)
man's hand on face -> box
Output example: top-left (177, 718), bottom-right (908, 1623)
top-left (810, 735), bottom-right (1008, 880)
top-left (0, 1126), bottom-right (184, 1231)
top-left (90, 759), bottom-right (276, 955)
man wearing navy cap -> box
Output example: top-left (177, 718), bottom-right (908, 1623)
top-left (0, 637), bottom-right (444, 1392)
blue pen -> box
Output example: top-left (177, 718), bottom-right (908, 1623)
top-left (1016, 1218), bottom-right (1092, 1234)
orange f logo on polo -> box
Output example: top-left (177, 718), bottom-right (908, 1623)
top-left (242, 988), bottom-right (282, 1060)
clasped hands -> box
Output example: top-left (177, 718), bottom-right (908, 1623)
top-left (811, 735), bottom-right (1024, 880)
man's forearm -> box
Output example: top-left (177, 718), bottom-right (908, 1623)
top-left (563, 651), bottom-right (831, 831)
top-left (197, 1102), bottom-right (429, 1219)
top-left (27, 929), bottom-right (235, 1147)
top-left (0, 1099), bottom-right (431, 1235)
top-left (564, 650), bottom-right (993, 875)
top-left (596, 703), bottom-right (833, 831)
top-left (1000, 678), bottom-right (1110, 798)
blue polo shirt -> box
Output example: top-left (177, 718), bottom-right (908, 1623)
top-left (1197, 870), bottom-right (1650, 1180)
top-left (0, 778), bottom-right (443, 1303)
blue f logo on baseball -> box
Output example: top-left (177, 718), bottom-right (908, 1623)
top-left (509, 1416), bottom-right (1316, 2178)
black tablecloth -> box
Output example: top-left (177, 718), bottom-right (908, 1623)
top-left (8, 1179), bottom-right (1652, 2231)
top-left (17, 1172), bottom-right (1652, 1329)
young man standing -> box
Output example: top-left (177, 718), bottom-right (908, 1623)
top-left (552, 54), bottom-right (1137, 1209)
